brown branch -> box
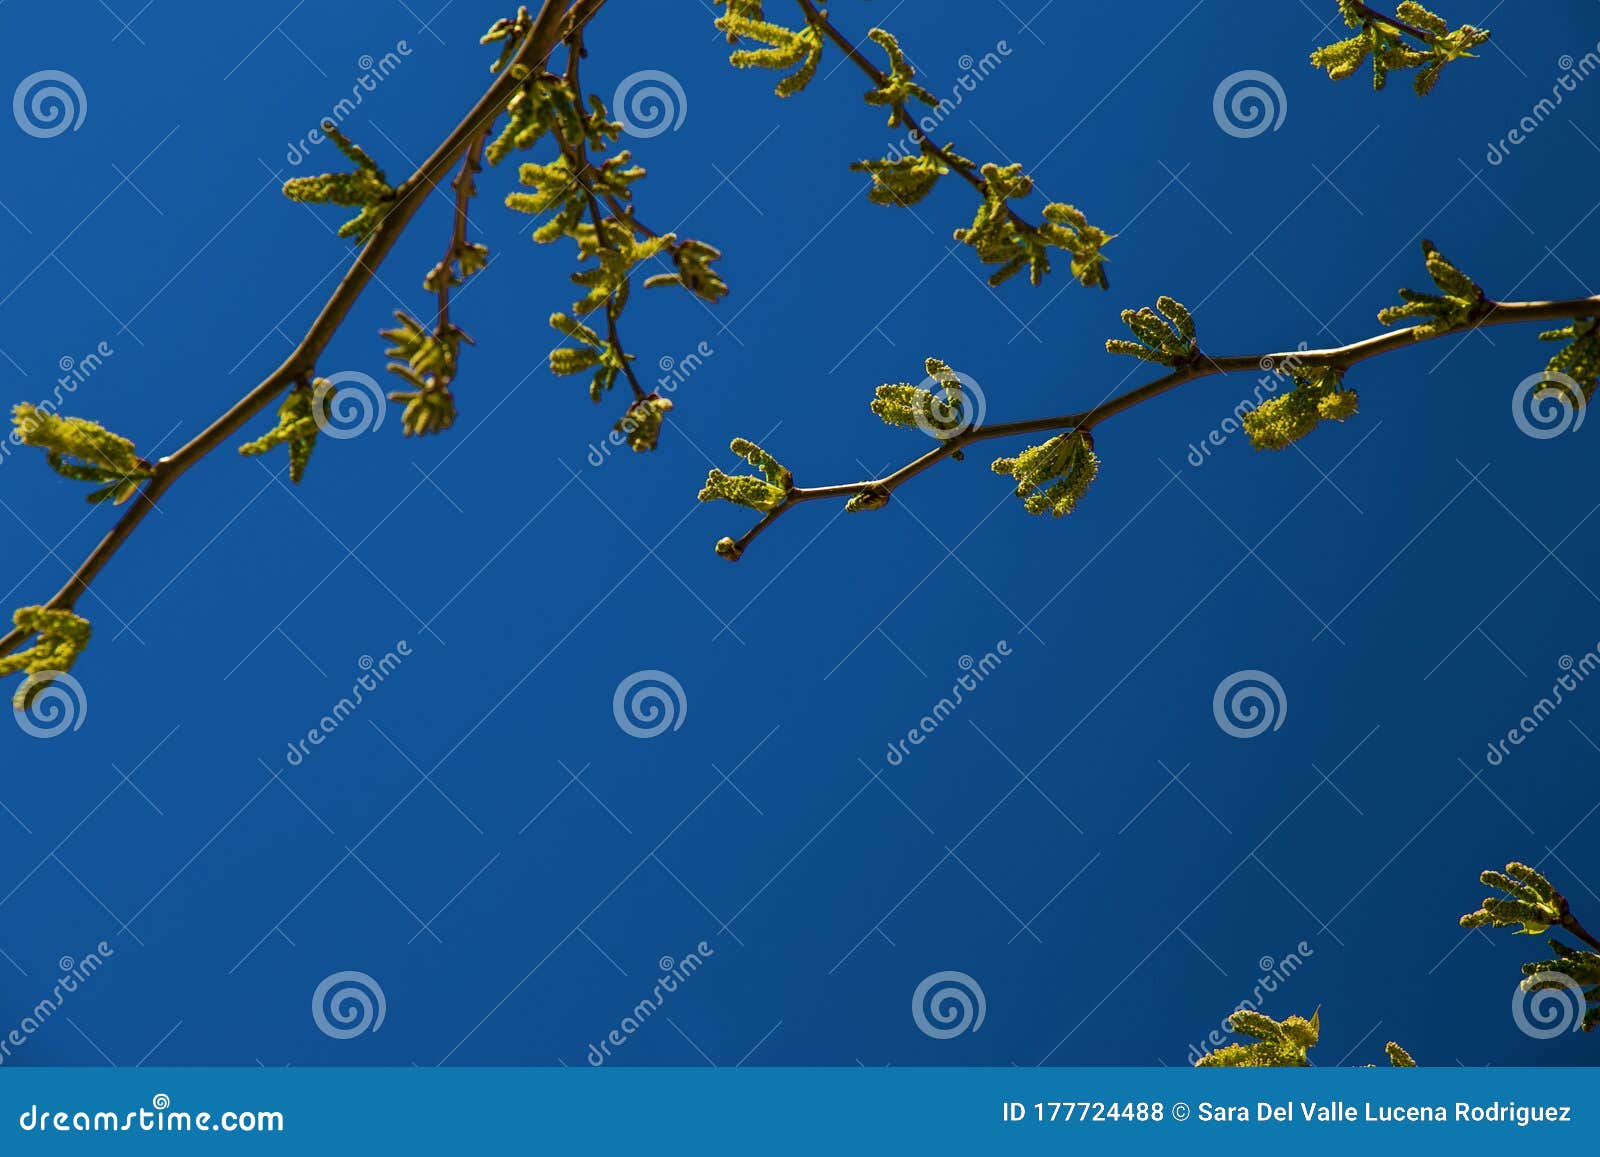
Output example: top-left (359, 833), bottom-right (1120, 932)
top-left (1560, 899), bottom-right (1600, 955)
top-left (720, 295), bottom-right (1600, 560)
top-left (1354, 2), bottom-right (1437, 43)
top-left (0, 0), bottom-right (607, 661)
top-left (429, 130), bottom-right (487, 335)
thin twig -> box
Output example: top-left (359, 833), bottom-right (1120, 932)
top-left (554, 22), bottom-right (648, 401)
top-left (1355, 2), bottom-right (1437, 43)
top-left (795, 0), bottom-right (997, 205)
top-left (722, 295), bottom-right (1600, 559)
top-left (430, 130), bottom-right (488, 334)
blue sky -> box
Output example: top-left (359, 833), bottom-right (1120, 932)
top-left (0, 0), bottom-right (1597, 1068)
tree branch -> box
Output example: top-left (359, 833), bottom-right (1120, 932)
top-left (0, 0), bottom-right (605, 661)
top-left (1355, 2), bottom-right (1437, 43)
top-left (719, 295), bottom-right (1600, 560)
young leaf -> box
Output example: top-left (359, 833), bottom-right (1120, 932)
top-left (239, 382), bottom-right (325, 481)
top-left (1377, 240), bottom-right (1486, 337)
top-left (715, 13), bottom-right (825, 96)
top-left (281, 122), bottom-right (395, 242)
top-left (1105, 296), bottom-right (1198, 366)
top-left (12, 404), bottom-right (153, 504)
top-left (698, 437), bottom-right (792, 513)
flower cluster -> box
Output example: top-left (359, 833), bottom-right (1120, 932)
top-left (1195, 1009), bottom-right (1414, 1068)
top-left (699, 437), bottom-right (794, 517)
top-left (1377, 240), bottom-right (1486, 337)
top-left (281, 122), bottom-right (395, 241)
top-left (239, 381), bottom-right (326, 480)
top-left (869, 357), bottom-right (973, 438)
top-left (11, 405), bottom-right (152, 505)
top-left (1241, 366), bottom-right (1359, 451)
top-left (1540, 319), bottom-right (1600, 403)
top-left (1105, 296), bottom-right (1198, 366)
top-left (1462, 861), bottom-right (1600, 1032)
top-left (992, 430), bottom-right (1100, 518)
top-left (0, 607), bottom-right (90, 709)
top-left (1311, 1), bottom-right (1489, 95)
